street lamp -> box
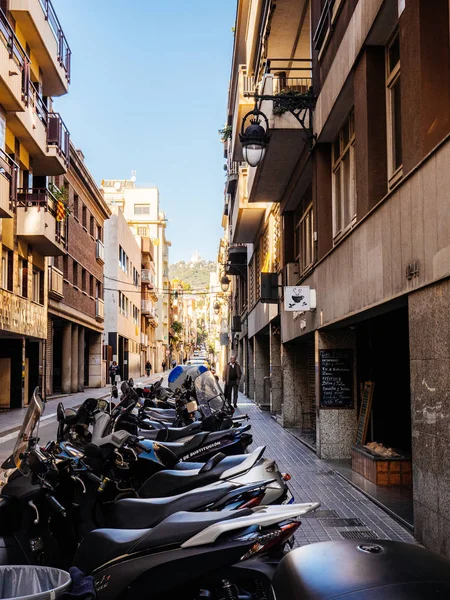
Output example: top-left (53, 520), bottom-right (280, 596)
top-left (220, 273), bottom-right (230, 293)
top-left (213, 301), bottom-right (221, 315)
top-left (239, 109), bottom-right (270, 167)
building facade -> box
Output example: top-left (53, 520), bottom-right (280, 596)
top-left (0, 0), bottom-right (70, 407)
top-left (222, 0), bottom-right (450, 556)
top-left (104, 206), bottom-right (141, 381)
top-left (45, 146), bottom-right (110, 395)
top-left (101, 180), bottom-right (171, 372)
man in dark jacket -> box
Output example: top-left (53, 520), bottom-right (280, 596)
top-left (222, 355), bottom-right (242, 408)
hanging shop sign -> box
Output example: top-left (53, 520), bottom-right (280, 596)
top-left (284, 286), bottom-right (311, 311)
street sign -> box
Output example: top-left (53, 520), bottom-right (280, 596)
top-left (284, 286), bottom-right (311, 311)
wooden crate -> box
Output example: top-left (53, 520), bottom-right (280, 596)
top-left (351, 445), bottom-right (412, 486)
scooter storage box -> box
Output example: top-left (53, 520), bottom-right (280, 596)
top-left (0, 566), bottom-right (71, 600)
top-left (272, 539), bottom-right (450, 599)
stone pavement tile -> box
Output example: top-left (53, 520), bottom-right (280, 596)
top-left (236, 394), bottom-right (417, 546)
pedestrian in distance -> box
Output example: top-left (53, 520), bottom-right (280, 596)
top-left (222, 355), bottom-right (242, 409)
top-left (172, 359), bottom-right (177, 368)
top-left (109, 361), bottom-right (120, 386)
top-left (162, 360), bottom-right (167, 371)
top-left (145, 361), bottom-right (152, 376)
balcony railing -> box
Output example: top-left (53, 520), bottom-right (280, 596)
top-left (0, 149), bottom-right (19, 209)
top-left (47, 112), bottom-right (70, 166)
top-left (48, 264), bottom-right (63, 300)
top-left (38, 0), bottom-right (71, 82)
top-left (96, 239), bottom-right (105, 264)
top-left (140, 332), bottom-right (148, 346)
top-left (96, 297), bottom-right (104, 321)
top-left (141, 269), bottom-right (155, 286)
top-left (313, 0), bottom-right (335, 53)
top-left (17, 186), bottom-right (68, 248)
top-left (0, 7), bottom-right (30, 103)
top-left (141, 299), bottom-right (154, 315)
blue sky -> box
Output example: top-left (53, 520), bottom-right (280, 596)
top-left (53, 0), bottom-right (235, 262)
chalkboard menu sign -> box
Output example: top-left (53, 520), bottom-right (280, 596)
top-left (319, 349), bottom-right (354, 408)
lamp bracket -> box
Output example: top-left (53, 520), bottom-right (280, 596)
top-left (244, 91), bottom-right (317, 150)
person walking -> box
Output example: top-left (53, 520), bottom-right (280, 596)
top-left (109, 361), bottom-right (120, 386)
top-left (162, 360), bottom-right (167, 371)
top-left (172, 358), bottom-right (177, 368)
top-left (145, 361), bottom-right (152, 376)
top-left (222, 355), bottom-right (242, 408)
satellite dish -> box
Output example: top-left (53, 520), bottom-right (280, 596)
top-left (114, 182), bottom-right (121, 191)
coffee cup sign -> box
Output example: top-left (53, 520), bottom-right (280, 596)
top-left (284, 286), bottom-right (311, 311)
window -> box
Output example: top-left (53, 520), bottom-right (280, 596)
top-left (332, 111), bottom-right (356, 239)
top-left (295, 201), bottom-right (315, 274)
top-left (73, 260), bottom-right (79, 288)
top-left (134, 204), bottom-right (150, 215)
top-left (82, 205), bottom-right (87, 228)
top-left (63, 255), bottom-right (68, 279)
top-left (32, 268), bottom-right (44, 304)
top-left (138, 226), bottom-right (148, 236)
top-left (386, 32), bottom-right (402, 184)
top-left (73, 194), bottom-right (79, 219)
top-left (90, 216), bottom-right (95, 237)
top-left (19, 259), bottom-right (28, 297)
top-left (82, 268), bottom-right (87, 292)
top-left (119, 246), bottom-right (129, 272)
top-left (1, 249), bottom-right (13, 292)
top-left (89, 275), bottom-right (94, 297)
top-left (133, 304), bottom-right (139, 325)
top-left (97, 225), bottom-right (103, 242)
top-left (133, 267), bottom-right (139, 286)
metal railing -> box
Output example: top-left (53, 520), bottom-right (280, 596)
top-left (38, 0), bottom-right (71, 82)
top-left (47, 112), bottom-right (70, 166)
top-left (313, 0), bottom-right (335, 52)
top-left (30, 82), bottom-right (48, 125)
top-left (0, 148), bottom-right (19, 209)
top-left (272, 77), bottom-right (312, 95)
top-left (0, 8), bottom-right (30, 103)
top-left (142, 269), bottom-right (155, 287)
top-left (96, 239), bottom-right (105, 263)
top-left (17, 187), bottom-right (68, 248)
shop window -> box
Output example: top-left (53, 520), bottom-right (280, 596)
top-left (32, 268), bottom-right (44, 304)
top-left (19, 258), bottom-right (28, 297)
top-left (295, 201), bottom-right (315, 274)
top-left (332, 111), bottom-right (356, 240)
top-left (386, 32), bottom-right (402, 186)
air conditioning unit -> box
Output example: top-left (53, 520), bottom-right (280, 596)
top-left (284, 262), bottom-right (300, 287)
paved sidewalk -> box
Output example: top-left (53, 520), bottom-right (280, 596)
top-left (0, 372), bottom-right (166, 436)
top-left (237, 393), bottom-right (416, 547)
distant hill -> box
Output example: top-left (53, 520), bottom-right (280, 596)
top-left (169, 260), bottom-right (216, 290)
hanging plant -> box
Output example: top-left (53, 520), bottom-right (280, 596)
top-left (49, 182), bottom-right (72, 215)
top-left (218, 125), bottom-right (232, 142)
top-left (272, 89), bottom-right (306, 116)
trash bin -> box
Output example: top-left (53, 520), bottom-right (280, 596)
top-left (0, 566), bottom-right (71, 600)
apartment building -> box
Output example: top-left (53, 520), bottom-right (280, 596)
top-left (0, 0), bottom-right (70, 408)
top-left (45, 146), bottom-right (111, 395)
top-left (101, 180), bottom-right (171, 371)
top-left (141, 235), bottom-right (158, 373)
top-left (222, 0), bottom-right (450, 555)
top-left (104, 206), bottom-right (141, 381)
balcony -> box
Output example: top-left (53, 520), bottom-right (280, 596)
top-left (246, 59), bottom-right (313, 205)
top-left (96, 239), bottom-right (105, 264)
top-left (142, 299), bottom-right (157, 319)
top-left (230, 66), bottom-right (256, 163)
top-left (48, 264), bottom-right (63, 300)
top-left (10, 0), bottom-right (71, 96)
top-left (0, 150), bottom-right (19, 218)
top-left (141, 236), bottom-right (154, 260)
top-left (141, 268), bottom-right (155, 289)
top-left (140, 332), bottom-right (148, 347)
top-left (225, 161), bottom-right (240, 197)
top-left (95, 298), bottom-right (104, 321)
top-left (0, 8), bottom-right (30, 111)
top-left (16, 187), bottom-right (67, 255)
top-left (7, 87), bottom-right (70, 175)
top-left (229, 166), bottom-right (266, 244)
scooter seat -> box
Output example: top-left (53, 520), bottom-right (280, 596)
top-left (109, 482), bottom-right (238, 529)
top-left (74, 510), bottom-right (249, 574)
top-left (139, 453), bottom-right (253, 498)
top-left (173, 454), bottom-right (248, 471)
top-left (139, 422), bottom-right (203, 442)
top-left (161, 428), bottom-right (246, 459)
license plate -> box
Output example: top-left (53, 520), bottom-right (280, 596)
top-left (282, 490), bottom-right (295, 505)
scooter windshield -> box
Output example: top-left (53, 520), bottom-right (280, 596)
top-left (194, 371), bottom-right (225, 416)
top-left (12, 387), bottom-right (43, 475)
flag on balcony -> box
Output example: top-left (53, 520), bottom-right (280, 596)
top-left (56, 200), bottom-right (67, 221)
